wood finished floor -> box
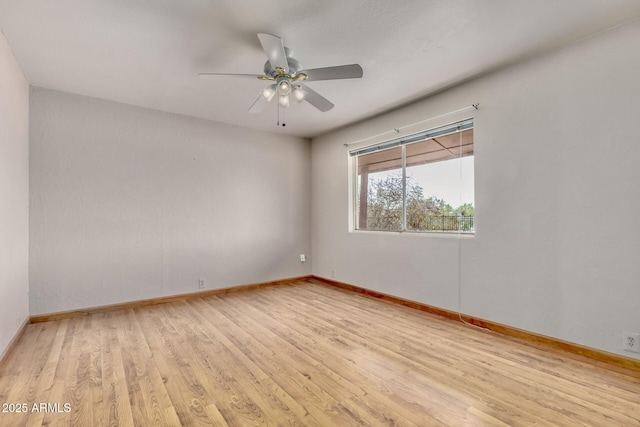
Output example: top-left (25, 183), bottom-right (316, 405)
top-left (1, 281), bottom-right (639, 426)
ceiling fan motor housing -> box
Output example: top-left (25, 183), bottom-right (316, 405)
top-left (263, 47), bottom-right (303, 78)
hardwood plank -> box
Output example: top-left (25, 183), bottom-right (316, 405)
top-left (115, 309), bottom-right (184, 426)
top-left (24, 320), bottom-right (69, 427)
top-left (40, 318), bottom-right (78, 426)
top-left (88, 313), bottom-right (104, 427)
top-left (100, 311), bottom-right (137, 427)
top-left (1, 280), bottom-right (639, 426)
top-left (168, 300), bottom-right (323, 426)
top-left (0, 322), bottom-right (59, 427)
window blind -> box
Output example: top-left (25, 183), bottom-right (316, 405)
top-left (349, 118), bottom-right (473, 157)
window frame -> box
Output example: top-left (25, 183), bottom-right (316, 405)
top-left (350, 118), bottom-right (474, 234)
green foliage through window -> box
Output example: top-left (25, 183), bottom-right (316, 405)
top-left (363, 173), bottom-right (474, 232)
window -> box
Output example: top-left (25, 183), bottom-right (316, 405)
top-left (352, 119), bottom-right (474, 233)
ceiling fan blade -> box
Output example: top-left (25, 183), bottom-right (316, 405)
top-left (298, 64), bottom-right (363, 81)
top-left (198, 73), bottom-right (263, 80)
top-left (257, 33), bottom-right (289, 73)
top-left (248, 94), bottom-right (269, 113)
top-left (300, 84), bottom-right (334, 112)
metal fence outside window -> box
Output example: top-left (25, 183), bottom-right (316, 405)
top-left (418, 216), bottom-right (474, 233)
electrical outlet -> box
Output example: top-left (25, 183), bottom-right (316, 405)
top-left (198, 278), bottom-right (206, 289)
top-left (623, 332), bottom-right (640, 353)
top-left (300, 254), bottom-right (306, 262)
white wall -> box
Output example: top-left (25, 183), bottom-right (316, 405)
top-left (311, 21), bottom-right (640, 358)
top-left (0, 31), bottom-right (29, 357)
top-left (30, 88), bottom-right (311, 315)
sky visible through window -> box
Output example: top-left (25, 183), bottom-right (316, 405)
top-left (409, 156), bottom-right (474, 207)
top-left (372, 156), bottom-right (474, 208)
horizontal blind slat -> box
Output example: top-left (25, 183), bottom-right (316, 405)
top-left (349, 119), bottom-right (473, 157)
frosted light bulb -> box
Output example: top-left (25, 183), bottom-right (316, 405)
top-left (293, 86), bottom-right (306, 102)
top-left (262, 84), bottom-right (277, 102)
top-left (278, 80), bottom-right (291, 95)
top-left (279, 94), bottom-right (290, 108)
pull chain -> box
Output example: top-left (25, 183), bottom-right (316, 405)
top-left (276, 99), bottom-right (287, 127)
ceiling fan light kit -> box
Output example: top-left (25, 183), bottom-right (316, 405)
top-left (278, 93), bottom-right (290, 108)
top-left (199, 33), bottom-right (363, 123)
top-left (276, 78), bottom-right (291, 96)
top-left (293, 86), bottom-right (306, 103)
top-left (262, 84), bottom-right (277, 102)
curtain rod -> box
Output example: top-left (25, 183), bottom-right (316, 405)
top-left (343, 103), bottom-right (479, 148)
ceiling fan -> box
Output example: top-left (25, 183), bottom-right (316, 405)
top-left (198, 33), bottom-right (363, 114)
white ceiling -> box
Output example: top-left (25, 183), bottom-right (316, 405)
top-left (1, 1), bottom-right (639, 138)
